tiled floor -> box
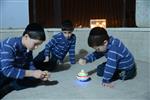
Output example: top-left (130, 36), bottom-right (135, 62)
top-left (2, 59), bottom-right (150, 100)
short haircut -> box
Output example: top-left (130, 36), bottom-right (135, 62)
top-left (23, 23), bottom-right (46, 41)
top-left (88, 27), bottom-right (109, 47)
top-left (61, 20), bottom-right (74, 32)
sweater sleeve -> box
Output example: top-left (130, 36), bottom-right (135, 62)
top-left (85, 51), bottom-right (104, 63)
top-left (0, 43), bottom-right (25, 79)
top-left (102, 47), bottom-right (118, 83)
top-left (69, 36), bottom-right (76, 64)
top-left (44, 36), bottom-right (57, 57)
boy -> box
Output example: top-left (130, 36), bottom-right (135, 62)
top-left (0, 23), bottom-right (49, 97)
top-left (79, 27), bottom-right (136, 88)
top-left (33, 20), bottom-right (76, 71)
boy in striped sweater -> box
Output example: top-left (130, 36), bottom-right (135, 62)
top-left (79, 27), bottom-right (136, 88)
top-left (0, 23), bottom-right (49, 97)
top-left (33, 20), bottom-right (76, 71)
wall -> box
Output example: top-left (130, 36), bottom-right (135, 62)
top-left (0, 0), bottom-right (149, 28)
top-left (0, 28), bottom-right (150, 63)
top-left (0, 0), bottom-right (29, 28)
top-left (136, 0), bottom-right (150, 27)
top-left (0, 0), bottom-right (150, 28)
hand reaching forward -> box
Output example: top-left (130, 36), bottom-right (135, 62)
top-left (78, 58), bottom-right (87, 65)
top-left (102, 82), bottom-right (114, 88)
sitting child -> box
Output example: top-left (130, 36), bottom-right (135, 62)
top-left (79, 27), bottom-right (136, 88)
top-left (0, 23), bottom-right (49, 98)
top-left (33, 20), bottom-right (76, 71)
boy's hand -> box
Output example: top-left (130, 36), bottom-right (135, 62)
top-left (33, 70), bottom-right (50, 81)
top-left (102, 82), bottom-right (114, 88)
top-left (44, 56), bottom-right (49, 62)
top-left (40, 71), bottom-right (50, 81)
top-left (78, 58), bottom-right (87, 65)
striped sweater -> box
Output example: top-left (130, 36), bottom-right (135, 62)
top-left (44, 32), bottom-right (76, 64)
top-left (0, 37), bottom-right (35, 79)
top-left (84, 36), bottom-right (135, 83)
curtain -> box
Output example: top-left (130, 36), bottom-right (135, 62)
top-left (29, 0), bottom-right (136, 28)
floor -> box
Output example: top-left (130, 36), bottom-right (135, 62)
top-left (2, 57), bottom-right (150, 100)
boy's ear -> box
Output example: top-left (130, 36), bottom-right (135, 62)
top-left (103, 40), bottom-right (108, 46)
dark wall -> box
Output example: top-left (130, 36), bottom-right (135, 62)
top-left (29, 0), bottom-right (136, 28)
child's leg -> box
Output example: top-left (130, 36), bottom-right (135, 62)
top-left (0, 73), bottom-right (33, 92)
top-left (33, 50), bottom-right (46, 70)
top-left (111, 70), bottom-right (121, 81)
top-left (97, 62), bottom-right (120, 81)
top-left (97, 62), bottom-right (106, 76)
top-left (44, 55), bottom-right (58, 71)
top-left (123, 64), bottom-right (137, 80)
top-left (0, 73), bottom-right (14, 99)
top-left (33, 50), bottom-right (58, 71)
top-left (13, 78), bottom-right (41, 90)
top-left (0, 73), bottom-right (12, 89)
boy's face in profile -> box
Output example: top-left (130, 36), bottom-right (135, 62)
top-left (23, 34), bottom-right (43, 51)
top-left (93, 40), bottom-right (108, 52)
top-left (63, 31), bottom-right (73, 39)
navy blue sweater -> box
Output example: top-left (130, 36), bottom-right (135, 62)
top-left (0, 37), bottom-right (35, 79)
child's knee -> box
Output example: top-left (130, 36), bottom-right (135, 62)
top-left (96, 64), bottom-right (105, 76)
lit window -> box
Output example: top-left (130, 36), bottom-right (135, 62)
top-left (90, 19), bottom-right (106, 28)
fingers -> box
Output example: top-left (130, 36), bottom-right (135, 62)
top-left (40, 74), bottom-right (45, 79)
top-left (43, 71), bottom-right (50, 78)
top-left (78, 59), bottom-right (86, 65)
top-left (42, 76), bottom-right (49, 81)
top-left (40, 71), bottom-right (50, 81)
top-left (102, 83), bottom-right (114, 88)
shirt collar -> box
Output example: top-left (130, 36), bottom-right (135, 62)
top-left (60, 32), bottom-right (72, 42)
top-left (107, 36), bottom-right (113, 50)
top-left (18, 36), bottom-right (27, 52)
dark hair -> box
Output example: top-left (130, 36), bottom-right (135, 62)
top-left (61, 20), bottom-right (74, 32)
top-left (88, 27), bottom-right (109, 47)
top-left (23, 23), bottom-right (46, 41)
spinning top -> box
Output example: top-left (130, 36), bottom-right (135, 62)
top-left (76, 69), bottom-right (90, 82)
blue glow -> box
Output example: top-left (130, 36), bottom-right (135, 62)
top-left (74, 78), bottom-right (91, 87)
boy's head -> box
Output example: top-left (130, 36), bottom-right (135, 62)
top-left (22, 23), bottom-right (46, 51)
top-left (61, 20), bottom-right (74, 39)
top-left (88, 27), bottom-right (109, 52)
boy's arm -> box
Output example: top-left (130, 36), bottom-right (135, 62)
top-left (25, 70), bottom-right (49, 80)
top-left (44, 37), bottom-right (57, 57)
top-left (102, 48), bottom-right (118, 83)
top-left (1, 47), bottom-right (48, 80)
top-left (69, 36), bottom-right (76, 64)
top-left (1, 45), bottom-right (25, 79)
top-left (84, 51), bottom-right (104, 63)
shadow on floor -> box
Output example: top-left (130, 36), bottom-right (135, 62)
top-left (52, 49), bottom-right (89, 72)
top-left (64, 49), bottom-right (89, 63)
top-left (87, 68), bottom-right (97, 75)
top-left (52, 63), bottom-right (71, 72)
